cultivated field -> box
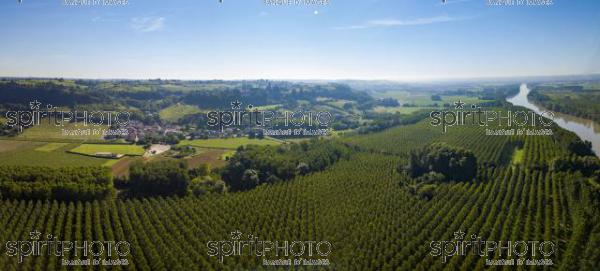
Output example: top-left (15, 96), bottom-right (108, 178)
top-left (69, 144), bottom-right (145, 156)
top-left (34, 142), bottom-right (69, 152)
top-left (17, 122), bottom-right (105, 141)
top-left (178, 137), bottom-right (281, 149)
top-left (159, 103), bottom-right (203, 122)
top-left (184, 148), bottom-right (230, 168)
top-left (0, 140), bottom-right (109, 167)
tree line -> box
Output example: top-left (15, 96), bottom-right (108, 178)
top-left (0, 166), bottom-right (112, 201)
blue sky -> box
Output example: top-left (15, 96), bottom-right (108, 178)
top-left (1, 0), bottom-right (599, 80)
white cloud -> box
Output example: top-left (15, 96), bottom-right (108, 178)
top-left (130, 17), bottom-right (165, 32)
top-left (332, 15), bottom-right (474, 30)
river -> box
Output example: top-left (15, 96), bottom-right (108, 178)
top-left (506, 83), bottom-right (600, 156)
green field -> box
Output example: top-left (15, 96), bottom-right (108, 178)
top-left (159, 103), bottom-right (203, 122)
top-left (369, 91), bottom-right (492, 116)
top-left (34, 142), bottom-right (69, 152)
top-left (181, 148), bottom-right (230, 168)
top-left (373, 105), bottom-right (432, 114)
top-left (17, 122), bottom-right (104, 141)
top-left (0, 140), bottom-right (109, 167)
top-left (178, 137), bottom-right (281, 149)
top-left (324, 99), bottom-right (354, 109)
top-left (102, 159), bottom-right (122, 167)
top-left (373, 90), bottom-right (489, 106)
top-left (250, 104), bottom-right (282, 111)
top-left (69, 144), bottom-right (146, 156)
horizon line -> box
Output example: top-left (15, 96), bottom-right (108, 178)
top-left (1, 72), bottom-right (599, 83)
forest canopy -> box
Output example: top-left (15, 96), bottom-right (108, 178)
top-left (403, 143), bottom-right (478, 182)
top-left (128, 160), bottom-right (191, 197)
top-left (221, 139), bottom-right (353, 191)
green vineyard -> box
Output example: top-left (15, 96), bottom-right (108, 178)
top-left (0, 116), bottom-right (599, 270)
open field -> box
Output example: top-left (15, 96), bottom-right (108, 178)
top-left (159, 103), bottom-right (203, 122)
top-left (0, 139), bottom-right (32, 152)
top-left (373, 106), bottom-right (432, 114)
top-left (69, 144), bottom-right (145, 156)
top-left (325, 99), bottom-right (354, 109)
top-left (110, 157), bottom-right (141, 177)
top-left (250, 104), bottom-right (282, 111)
top-left (34, 142), bottom-right (69, 152)
top-left (17, 122), bottom-right (104, 141)
top-left (0, 140), bottom-right (109, 167)
top-left (102, 159), bottom-right (122, 167)
top-left (185, 148), bottom-right (229, 168)
top-left (178, 137), bottom-right (281, 149)
top-left (83, 145), bottom-right (229, 177)
top-left (369, 91), bottom-right (492, 116)
top-left (372, 90), bottom-right (490, 106)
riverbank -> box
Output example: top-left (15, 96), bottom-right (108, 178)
top-left (507, 84), bottom-right (600, 156)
